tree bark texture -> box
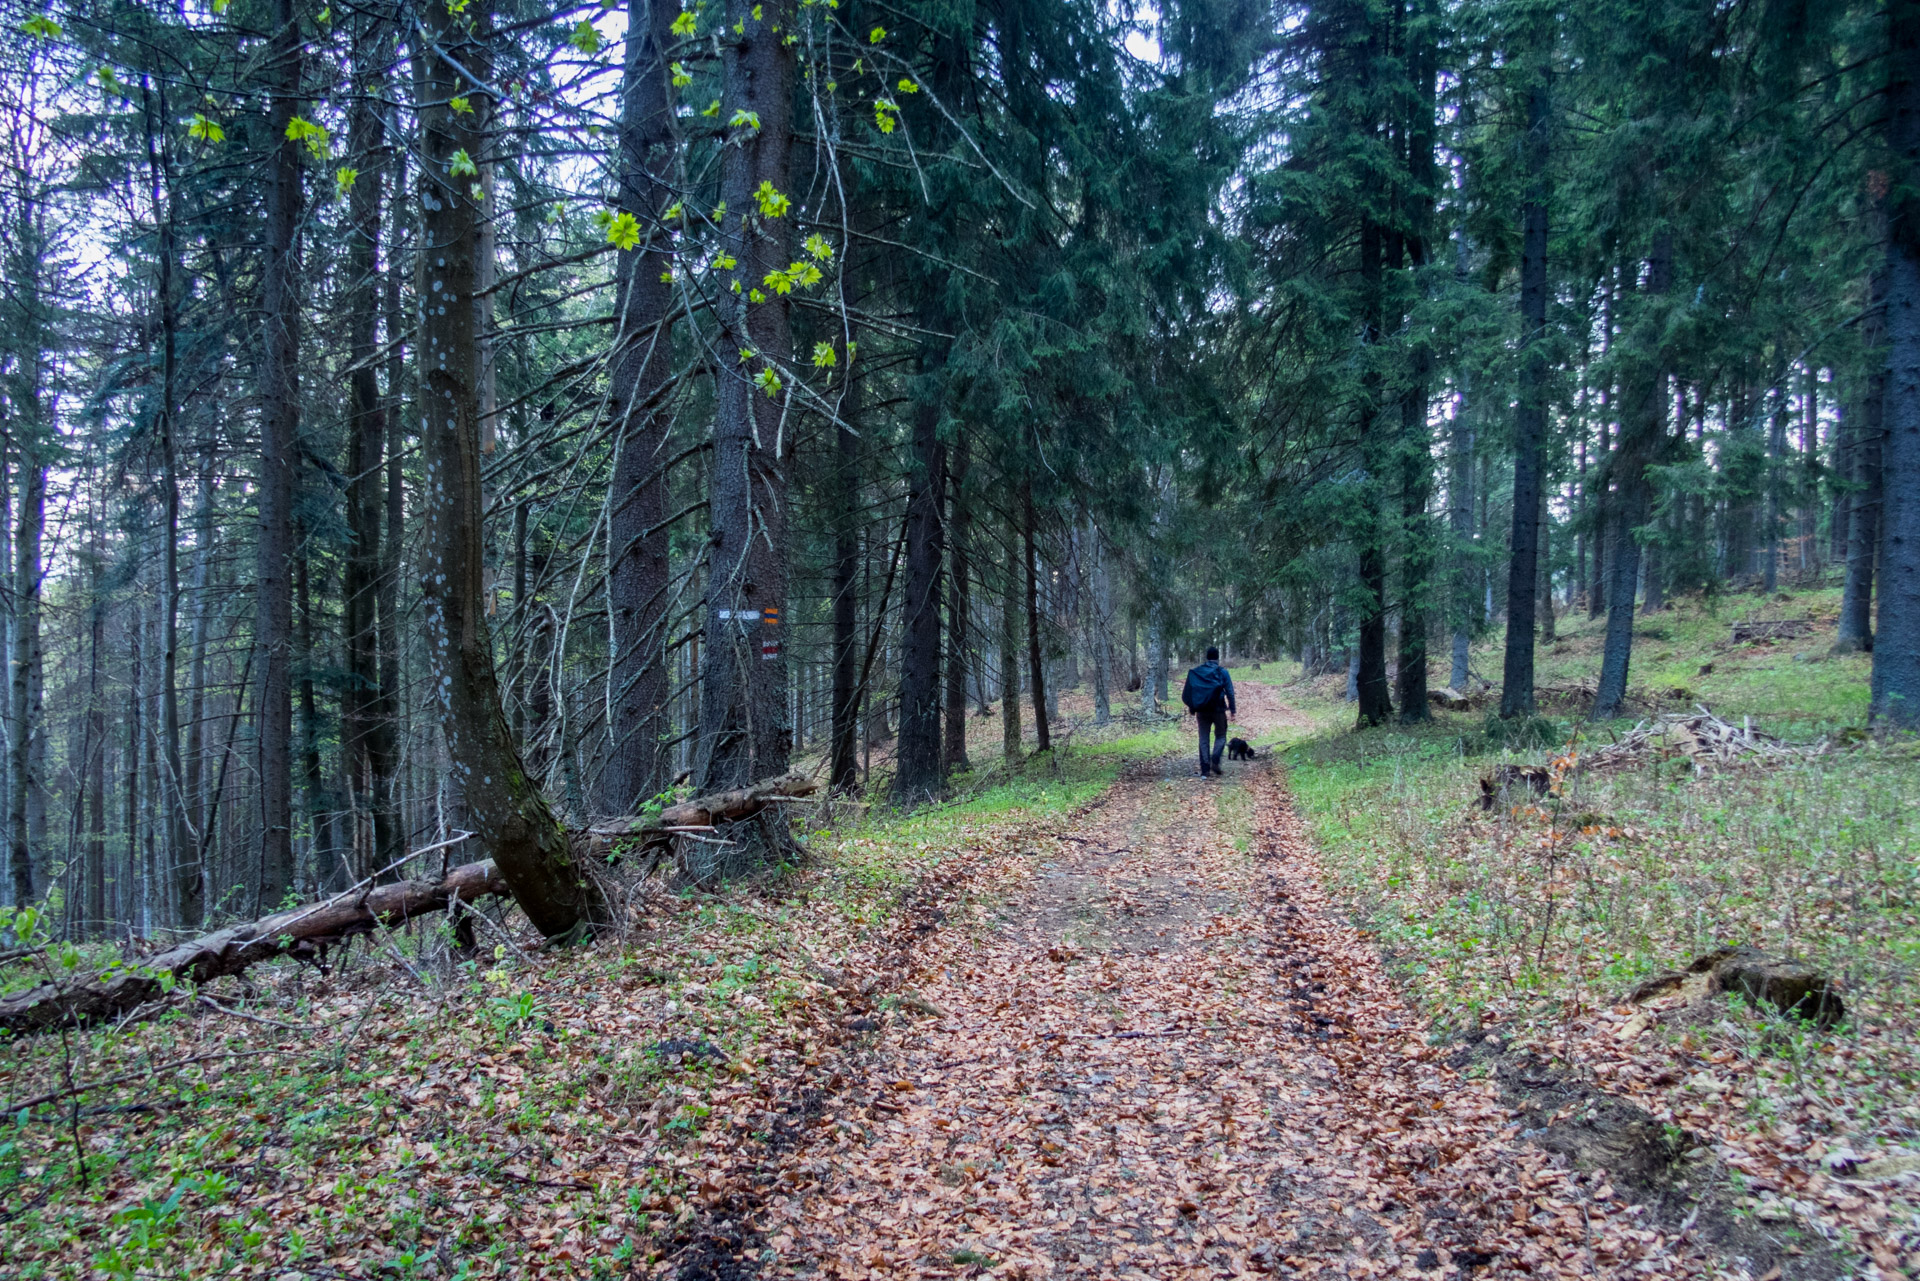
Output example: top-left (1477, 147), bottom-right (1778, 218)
top-left (142, 82), bottom-right (196, 927)
top-left (944, 444), bottom-right (973, 769)
top-left (1500, 74), bottom-right (1550, 720)
top-left (1593, 232), bottom-right (1672, 721)
top-left (343, 23), bottom-right (394, 890)
top-left (256, 0), bottom-right (302, 908)
top-left (414, 0), bottom-right (604, 937)
top-left (1838, 272), bottom-right (1887, 651)
top-left (1000, 527), bottom-right (1022, 761)
top-left (1395, 9), bottom-right (1438, 725)
top-left (1088, 516), bottom-right (1112, 726)
top-left (1877, 0), bottom-right (1920, 726)
top-left (1355, 212), bottom-right (1393, 728)
top-left (10, 447), bottom-right (44, 909)
top-left (829, 369), bottom-right (860, 789)
top-left (604, 0), bottom-right (679, 812)
top-left (893, 394), bottom-right (947, 802)
top-left (698, 0), bottom-right (796, 792)
top-left (1023, 487), bottom-right (1051, 753)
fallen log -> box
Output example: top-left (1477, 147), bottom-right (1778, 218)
top-left (578, 773), bottom-right (820, 862)
top-left (1, 774), bottom-right (822, 1035)
top-left (0, 860), bottom-right (511, 1034)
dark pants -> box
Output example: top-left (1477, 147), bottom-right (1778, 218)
top-left (1196, 705), bottom-right (1229, 775)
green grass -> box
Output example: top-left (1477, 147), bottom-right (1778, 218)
top-left (1269, 582), bottom-right (1920, 1153)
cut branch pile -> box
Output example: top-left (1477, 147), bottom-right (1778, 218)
top-left (1583, 706), bottom-right (1824, 773)
top-left (1, 773), bottom-right (821, 1035)
top-left (1729, 617), bottom-right (1815, 644)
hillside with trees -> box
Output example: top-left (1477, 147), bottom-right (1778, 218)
top-left (1, 0), bottom-right (1917, 1275)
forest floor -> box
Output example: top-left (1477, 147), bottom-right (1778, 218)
top-left (742, 681), bottom-right (1700, 1280)
top-left (4, 585), bottom-right (1914, 1279)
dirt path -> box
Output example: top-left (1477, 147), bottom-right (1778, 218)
top-left (753, 686), bottom-right (1663, 1279)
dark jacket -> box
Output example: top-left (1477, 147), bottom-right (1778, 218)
top-left (1181, 661), bottom-right (1236, 716)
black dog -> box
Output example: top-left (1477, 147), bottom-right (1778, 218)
top-left (1226, 738), bottom-right (1255, 761)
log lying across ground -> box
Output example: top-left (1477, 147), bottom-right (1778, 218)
top-left (0, 860), bottom-right (511, 1034)
top-left (0, 773), bottom-right (820, 1035)
top-left (577, 773), bottom-right (821, 861)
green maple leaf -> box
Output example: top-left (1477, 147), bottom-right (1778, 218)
top-left (603, 210), bottom-right (641, 251)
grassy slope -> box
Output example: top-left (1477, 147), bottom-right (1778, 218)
top-left (1253, 585), bottom-right (1920, 1256)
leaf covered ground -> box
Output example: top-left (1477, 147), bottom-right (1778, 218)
top-left (2, 646), bottom-right (1912, 1279)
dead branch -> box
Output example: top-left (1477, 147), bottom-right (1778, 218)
top-left (1, 774), bottom-right (820, 1035)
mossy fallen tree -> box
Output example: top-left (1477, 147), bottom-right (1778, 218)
top-left (0, 774), bottom-right (819, 1035)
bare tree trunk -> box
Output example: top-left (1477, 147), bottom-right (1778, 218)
top-left (141, 78), bottom-right (197, 927)
top-left (256, 0), bottom-right (302, 905)
top-left (1355, 210), bottom-right (1393, 728)
top-left (603, 0), bottom-right (679, 814)
top-left (375, 139), bottom-right (405, 879)
top-left (893, 389), bottom-right (946, 803)
top-left (343, 19), bottom-right (387, 884)
top-left (1538, 506), bottom-right (1557, 641)
top-left (1500, 72), bottom-right (1550, 720)
top-left (1000, 525), bottom-right (1022, 762)
top-left (1764, 393), bottom-right (1785, 594)
top-left (184, 457), bottom-right (213, 886)
top-left (297, 555), bottom-right (339, 891)
top-left (1023, 486), bottom-right (1050, 753)
top-left (9, 440), bottom-right (44, 908)
top-left (698, 0), bottom-right (796, 792)
top-left (1594, 231), bottom-right (1672, 721)
top-left (1875, 0), bottom-right (1920, 727)
top-left (943, 442), bottom-right (973, 770)
top-left (414, 0), bottom-right (604, 937)
top-left (123, 602), bottom-right (141, 928)
top-left (1145, 603), bottom-right (1166, 714)
top-left (1088, 516), bottom-right (1112, 726)
top-left (1838, 269), bottom-right (1887, 652)
top-left (86, 542), bottom-right (106, 936)
top-left (829, 363), bottom-right (861, 790)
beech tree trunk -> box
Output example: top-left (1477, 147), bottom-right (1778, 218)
top-left (698, 0), bottom-right (796, 792)
top-left (414, 0), bottom-right (604, 937)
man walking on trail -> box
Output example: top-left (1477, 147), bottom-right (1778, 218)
top-left (1182, 646), bottom-right (1236, 777)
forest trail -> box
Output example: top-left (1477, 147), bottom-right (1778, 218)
top-left (751, 685), bottom-right (1636, 1280)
